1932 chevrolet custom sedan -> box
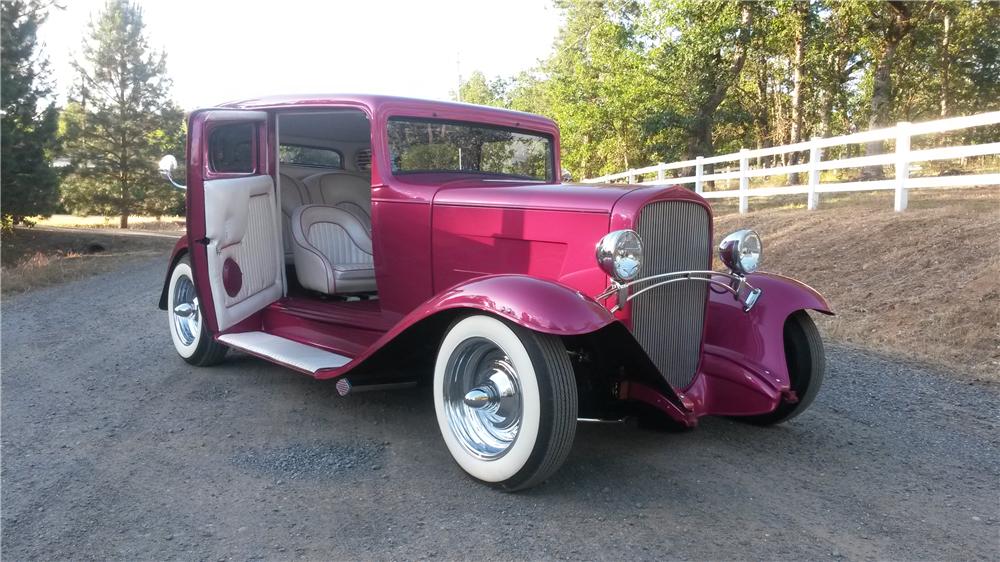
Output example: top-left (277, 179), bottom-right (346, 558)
top-left (158, 94), bottom-right (831, 491)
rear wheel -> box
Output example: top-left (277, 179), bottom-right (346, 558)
top-left (433, 315), bottom-right (577, 491)
top-left (744, 311), bottom-right (825, 425)
top-left (167, 256), bottom-right (228, 366)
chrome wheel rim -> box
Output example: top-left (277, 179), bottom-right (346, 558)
top-left (443, 337), bottom-right (522, 460)
top-left (172, 275), bottom-right (200, 346)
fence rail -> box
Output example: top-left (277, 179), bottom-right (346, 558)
top-left (582, 111), bottom-right (1000, 212)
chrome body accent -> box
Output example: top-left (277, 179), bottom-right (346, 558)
top-left (158, 154), bottom-right (186, 190)
top-left (718, 229), bottom-right (762, 274)
top-left (171, 276), bottom-right (200, 346)
top-left (628, 201), bottom-right (712, 388)
top-left (443, 338), bottom-right (523, 460)
top-left (597, 270), bottom-right (762, 314)
top-left (595, 229), bottom-right (643, 282)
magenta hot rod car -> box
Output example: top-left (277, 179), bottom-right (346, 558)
top-left (157, 94), bottom-right (830, 491)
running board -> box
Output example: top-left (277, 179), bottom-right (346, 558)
top-left (218, 331), bottom-right (351, 375)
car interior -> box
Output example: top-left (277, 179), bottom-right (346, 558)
top-left (276, 110), bottom-right (376, 302)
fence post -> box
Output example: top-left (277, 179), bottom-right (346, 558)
top-left (739, 149), bottom-right (749, 214)
top-left (894, 122), bottom-right (911, 211)
top-left (807, 137), bottom-right (821, 210)
top-left (656, 164), bottom-right (665, 183)
top-left (695, 156), bottom-right (704, 194)
top-left (627, 169), bottom-right (636, 184)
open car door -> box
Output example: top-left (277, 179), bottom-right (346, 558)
top-left (188, 109), bottom-right (282, 332)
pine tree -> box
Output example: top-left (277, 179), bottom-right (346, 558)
top-left (61, 0), bottom-right (183, 228)
top-left (1, 0), bottom-right (61, 228)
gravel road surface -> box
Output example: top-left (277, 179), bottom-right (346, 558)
top-left (2, 257), bottom-right (997, 560)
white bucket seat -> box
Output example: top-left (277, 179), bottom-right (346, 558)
top-left (291, 204), bottom-right (376, 295)
top-left (303, 172), bottom-right (372, 235)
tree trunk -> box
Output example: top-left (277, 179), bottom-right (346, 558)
top-left (683, 1), bottom-right (753, 184)
top-left (940, 9), bottom-right (951, 118)
top-left (819, 88), bottom-right (833, 138)
top-left (756, 64), bottom-right (772, 167)
top-left (865, 1), bottom-right (912, 179)
top-left (120, 213), bottom-right (129, 229)
top-left (788, 2), bottom-right (808, 185)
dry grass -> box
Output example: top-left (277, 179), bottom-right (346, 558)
top-left (1, 226), bottom-right (179, 295)
top-left (36, 214), bottom-right (186, 232)
top-left (713, 186), bottom-right (1000, 379)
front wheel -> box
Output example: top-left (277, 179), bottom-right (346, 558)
top-left (433, 315), bottom-right (577, 491)
top-left (744, 311), bottom-right (825, 425)
top-left (167, 256), bottom-right (228, 366)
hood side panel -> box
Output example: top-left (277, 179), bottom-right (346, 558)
top-left (432, 205), bottom-right (610, 298)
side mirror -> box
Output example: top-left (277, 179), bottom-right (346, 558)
top-left (561, 169), bottom-right (573, 183)
top-left (158, 155), bottom-right (185, 190)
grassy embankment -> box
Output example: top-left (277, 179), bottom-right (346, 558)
top-left (712, 186), bottom-right (999, 379)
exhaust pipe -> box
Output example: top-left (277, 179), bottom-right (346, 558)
top-left (336, 378), bottom-right (417, 397)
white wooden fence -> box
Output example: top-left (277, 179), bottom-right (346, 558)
top-left (583, 111), bottom-right (1000, 212)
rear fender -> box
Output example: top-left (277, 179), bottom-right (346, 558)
top-left (157, 237), bottom-right (190, 310)
top-left (314, 274), bottom-right (617, 379)
top-left (690, 272), bottom-right (832, 416)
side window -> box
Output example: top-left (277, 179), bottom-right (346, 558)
top-left (279, 144), bottom-right (342, 169)
top-left (209, 123), bottom-right (255, 173)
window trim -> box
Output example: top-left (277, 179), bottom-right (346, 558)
top-left (278, 143), bottom-right (344, 170)
top-left (386, 116), bottom-right (556, 183)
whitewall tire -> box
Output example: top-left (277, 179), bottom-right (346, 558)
top-left (433, 314), bottom-right (577, 491)
top-left (167, 256), bottom-right (228, 366)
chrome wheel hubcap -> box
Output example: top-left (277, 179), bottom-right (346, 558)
top-left (172, 275), bottom-right (200, 346)
top-left (444, 338), bottom-right (522, 460)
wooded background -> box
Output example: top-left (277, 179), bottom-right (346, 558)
top-left (457, 0), bottom-right (999, 180)
top-left (2, 0), bottom-right (998, 228)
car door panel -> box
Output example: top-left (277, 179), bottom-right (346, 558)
top-left (203, 174), bottom-right (282, 330)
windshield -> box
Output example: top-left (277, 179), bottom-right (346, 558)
top-left (387, 118), bottom-right (554, 181)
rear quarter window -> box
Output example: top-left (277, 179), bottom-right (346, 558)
top-left (279, 145), bottom-right (343, 169)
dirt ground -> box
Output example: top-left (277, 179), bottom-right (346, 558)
top-left (713, 187), bottom-right (1000, 379)
top-left (2, 260), bottom-right (997, 560)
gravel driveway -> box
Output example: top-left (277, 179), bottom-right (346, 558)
top-left (2, 257), bottom-right (997, 560)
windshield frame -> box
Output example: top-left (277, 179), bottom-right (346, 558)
top-left (385, 116), bottom-right (557, 183)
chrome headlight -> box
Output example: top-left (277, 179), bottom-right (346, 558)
top-left (596, 230), bottom-right (643, 282)
top-left (719, 229), bottom-right (762, 275)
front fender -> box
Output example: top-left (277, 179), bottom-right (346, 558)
top-left (690, 272), bottom-right (832, 416)
top-left (157, 237), bottom-right (190, 310)
top-left (313, 274), bottom-right (616, 380)
top-left (411, 274), bottom-right (616, 336)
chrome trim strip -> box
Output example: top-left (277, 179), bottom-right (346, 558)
top-left (597, 270), bottom-right (762, 313)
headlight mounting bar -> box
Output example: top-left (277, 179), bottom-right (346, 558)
top-left (597, 270), bottom-right (762, 313)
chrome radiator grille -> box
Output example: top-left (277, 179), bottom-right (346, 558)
top-left (632, 200), bottom-right (712, 389)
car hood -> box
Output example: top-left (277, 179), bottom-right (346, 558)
top-left (432, 181), bottom-right (659, 214)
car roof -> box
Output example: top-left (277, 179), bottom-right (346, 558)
top-left (215, 94), bottom-right (558, 132)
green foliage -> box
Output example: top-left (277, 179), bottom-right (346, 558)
top-left (60, 0), bottom-right (184, 227)
top-left (456, 71), bottom-right (509, 106)
top-left (1, 0), bottom-right (61, 226)
top-left (456, 0), bottom-right (999, 179)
